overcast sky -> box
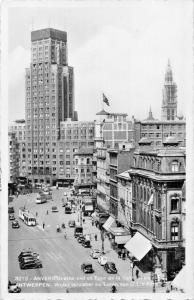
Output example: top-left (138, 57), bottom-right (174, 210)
top-left (7, 1), bottom-right (193, 122)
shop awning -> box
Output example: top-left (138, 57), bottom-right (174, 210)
top-left (103, 216), bottom-right (116, 231)
top-left (124, 232), bottom-right (152, 261)
top-left (171, 266), bottom-right (186, 292)
top-left (109, 227), bottom-right (131, 244)
top-left (115, 235), bottom-right (131, 244)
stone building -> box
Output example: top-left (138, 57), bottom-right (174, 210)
top-left (9, 119), bottom-right (26, 177)
top-left (8, 132), bottom-right (20, 183)
top-left (128, 136), bottom-right (185, 280)
top-left (73, 148), bottom-right (95, 193)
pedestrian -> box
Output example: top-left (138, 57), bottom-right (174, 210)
top-left (136, 269), bottom-right (139, 279)
top-left (123, 251), bottom-right (126, 260)
top-left (46, 210), bottom-right (48, 215)
top-left (94, 234), bottom-right (97, 241)
top-left (36, 212), bottom-right (38, 217)
top-left (83, 218), bottom-right (85, 224)
top-left (43, 222), bottom-right (45, 229)
top-left (118, 250), bottom-right (121, 258)
top-left (92, 220), bottom-right (94, 226)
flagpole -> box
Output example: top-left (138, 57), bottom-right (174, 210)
top-left (102, 92), bottom-right (104, 110)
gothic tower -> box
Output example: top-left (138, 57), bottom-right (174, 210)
top-left (161, 60), bottom-right (177, 120)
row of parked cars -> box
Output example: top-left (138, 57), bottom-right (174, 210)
top-left (90, 249), bottom-right (118, 274)
top-left (76, 234), bottom-right (91, 248)
top-left (18, 249), bottom-right (42, 270)
top-left (8, 207), bottom-right (20, 228)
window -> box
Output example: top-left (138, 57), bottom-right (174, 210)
top-left (171, 161), bottom-right (179, 172)
top-left (171, 195), bottom-right (180, 211)
top-left (86, 158), bottom-right (90, 164)
top-left (171, 222), bottom-right (179, 241)
top-left (81, 169), bottom-right (84, 173)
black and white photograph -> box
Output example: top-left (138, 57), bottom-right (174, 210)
top-left (1, 0), bottom-right (194, 298)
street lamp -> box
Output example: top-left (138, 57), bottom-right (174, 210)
top-left (101, 228), bottom-right (105, 254)
top-left (152, 249), bottom-right (156, 293)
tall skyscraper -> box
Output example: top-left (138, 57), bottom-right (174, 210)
top-left (25, 28), bottom-right (75, 184)
top-left (161, 60), bottom-right (177, 120)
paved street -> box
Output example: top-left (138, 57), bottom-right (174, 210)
top-left (8, 188), bottom-right (167, 293)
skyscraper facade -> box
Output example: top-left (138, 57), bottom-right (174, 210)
top-left (25, 28), bottom-right (76, 184)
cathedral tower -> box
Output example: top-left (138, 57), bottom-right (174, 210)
top-left (161, 60), bottom-right (177, 120)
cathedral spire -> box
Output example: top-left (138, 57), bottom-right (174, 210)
top-left (161, 60), bottom-right (177, 121)
top-left (165, 59), bottom-right (173, 82)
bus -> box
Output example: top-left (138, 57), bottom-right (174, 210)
top-left (19, 207), bottom-right (36, 226)
top-left (36, 194), bottom-right (47, 204)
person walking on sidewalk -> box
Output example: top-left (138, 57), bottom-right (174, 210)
top-left (94, 234), bottom-right (98, 241)
top-left (136, 269), bottom-right (139, 279)
top-left (43, 222), bottom-right (45, 229)
top-left (118, 250), bottom-right (121, 258)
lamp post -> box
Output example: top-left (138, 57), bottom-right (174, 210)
top-left (101, 228), bottom-right (105, 254)
top-left (152, 249), bottom-right (156, 293)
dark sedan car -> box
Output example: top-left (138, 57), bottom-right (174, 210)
top-left (77, 235), bottom-right (85, 243)
top-left (81, 240), bottom-right (91, 248)
top-left (18, 251), bottom-right (39, 262)
top-left (81, 263), bottom-right (94, 273)
top-left (12, 220), bottom-right (20, 228)
top-left (9, 214), bottom-right (15, 221)
top-left (104, 262), bottom-right (117, 274)
top-left (20, 259), bottom-right (42, 270)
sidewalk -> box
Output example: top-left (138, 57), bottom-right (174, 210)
top-left (82, 216), bottom-right (167, 291)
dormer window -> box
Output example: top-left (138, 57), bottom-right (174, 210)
top-left (171, 161), bottom-right (179, 172)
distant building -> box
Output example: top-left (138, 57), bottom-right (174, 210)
top-left (134, 110), bottom-right (185, 148)
top-left (129, 137), bottom-right (185, 280)
top-left (55, 120), bottom-right (95, 185)
top-left (73, 148), bottom-right (95, 193)
top-left (8, 132), bottom-right (19, 183)
top-left (95, 110), bottom-right (134, 149)
top-left (161, 60), bottom-right (177, 121)
top-left (108, 144), bottom-right (135, 218)
top-left (9, 119), bottom-right (26, 177)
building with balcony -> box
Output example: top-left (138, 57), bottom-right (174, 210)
top-left (128, 136), bottom-right (186, 280)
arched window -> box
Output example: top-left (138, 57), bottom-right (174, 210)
top-left (171, 161), bottom-right (179, 172)
top-left (171, 221), bottom-right (179, 241)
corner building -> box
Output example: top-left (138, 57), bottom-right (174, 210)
top-left (25, 28), bottom-right (76, 184)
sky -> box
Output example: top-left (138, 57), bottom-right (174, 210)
top-left (7, 0), bottom-right (193, 122)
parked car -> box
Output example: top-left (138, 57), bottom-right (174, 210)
top-left (68, 220), bottom-right (76, 227)
top-left (82, 240), bottom-right (91, 248)
top-left (18, 250), bottom-right (39, 261)
top-left (20, 260), bottom-right (42, 270)
top-left (81, 263), bottom-right (94, 273)
top-left (9, 214), bottom-right (15, 220)
top-left (12, 220), bottom-right (20, 228)
top-left (90, 249), bottom-right (101, 259)
top-left (8, 207), bottom-right (14, 214)
top-left (77, 235), bottom-right (85, 243)
top-left (98, 255), bottom-right (108, 266)
top-left (8, 280), bottom-right (21, 293)
top-left (52, 206), bottom-right (58, 212)
top-left (104, 262), bottom-right (117, 274)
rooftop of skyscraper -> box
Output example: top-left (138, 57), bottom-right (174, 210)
top-left (31, 28), bottom-right (67, 42)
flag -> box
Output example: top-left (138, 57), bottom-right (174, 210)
top-left (103, 93), bottom-right (110, 106)
top-left (148, 194), bottom-right (154, 206)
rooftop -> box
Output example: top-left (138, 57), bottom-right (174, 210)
top-left (31, 28), bottom-right (67, 42)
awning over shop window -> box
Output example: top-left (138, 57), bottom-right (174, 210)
top-left (124, 232), bottom-right (152, 261)
top-left (103, 216), bottom-right (116, 231)
top-left (115, 235), bottom-right (131, 244)
top-left (171, 266), bottom-right (186, 292)
top-left (109, 227), bottom-right (131, 244)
